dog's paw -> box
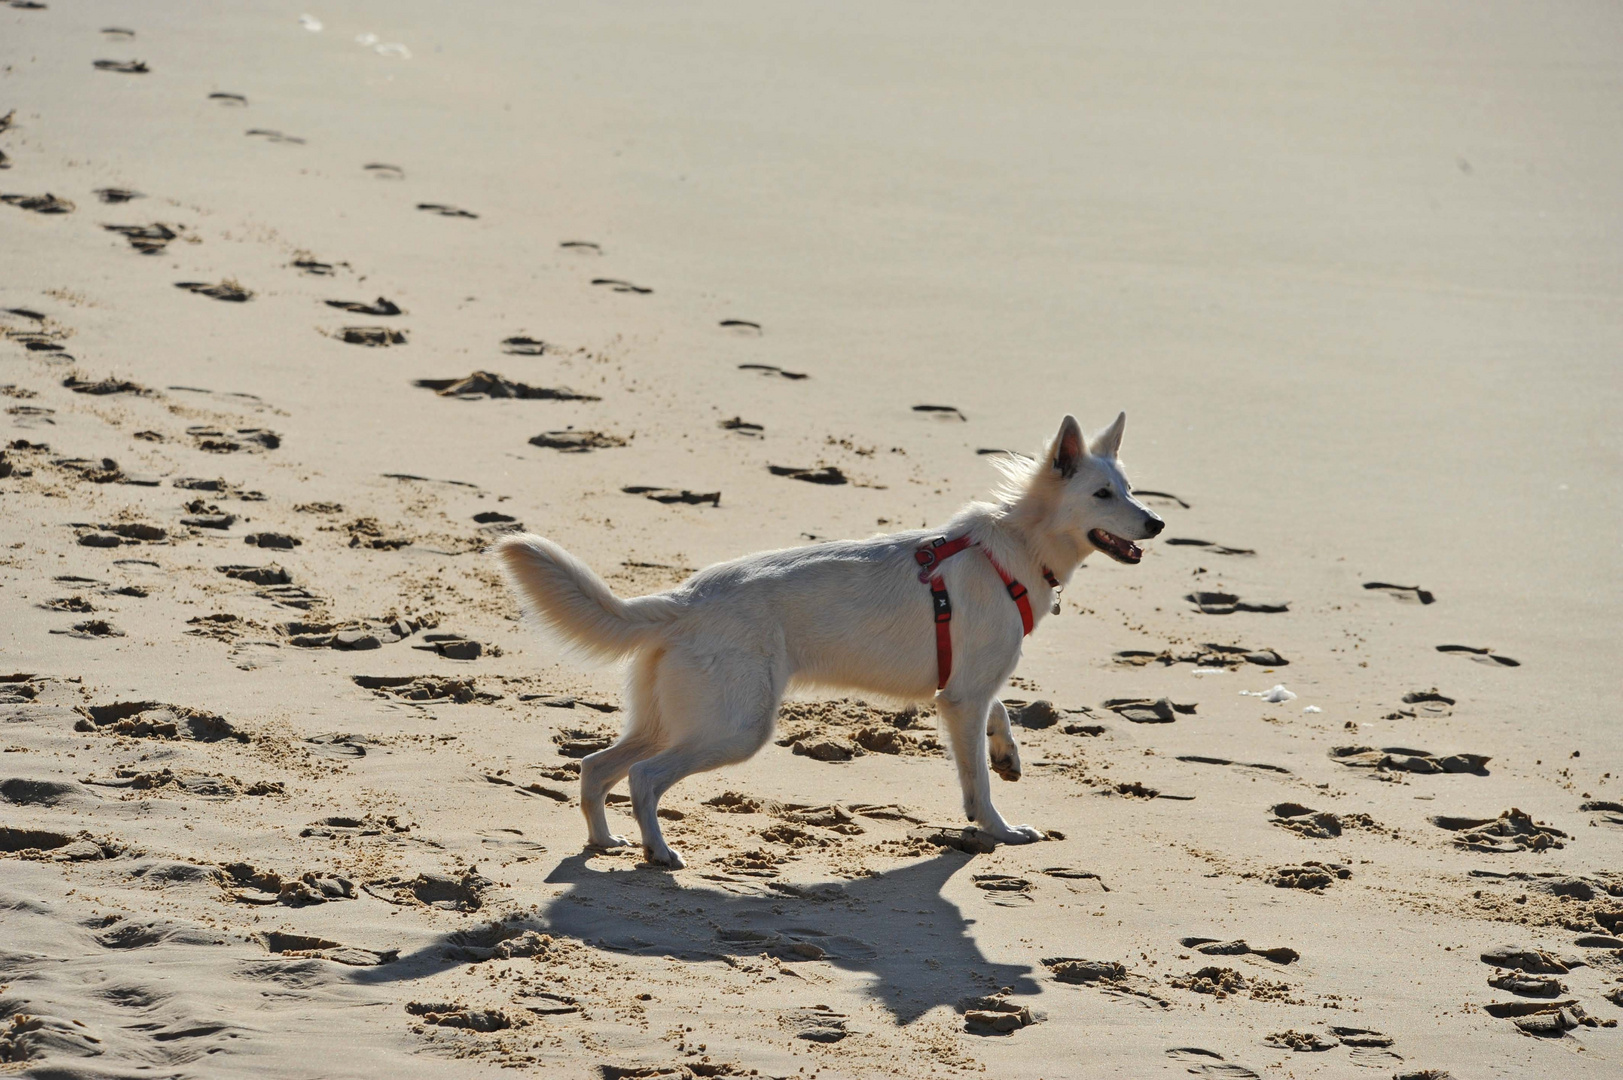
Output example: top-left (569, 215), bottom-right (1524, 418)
top-left (641, 844), bottom-right (686, 869)
top-left (990, 756), bottom-right (1022, 782)
top-left (988, 824), bottom-right (1045, 845)
top-left (588, 834), bottom-right (633, 850)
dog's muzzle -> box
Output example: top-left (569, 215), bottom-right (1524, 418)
top-left (1088, 528), bottom-right (1143, 564)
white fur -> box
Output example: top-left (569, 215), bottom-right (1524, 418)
top-left (494, 414), bottom-right (1163, 867)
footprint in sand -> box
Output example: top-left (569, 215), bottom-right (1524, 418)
top-left (1104, 697), bottom-right (1196, 724)
top-left (472, 511), bottom-right (522, 536)
top-left (1108, 780), bottom-right (1195, 801)
top-left (739, 362), bottom-right (807, 380)
top-left (63, 374), bottom-right (148, 395)
top-left (1115, 643), bottom-right (1287, 669)
top-left (178, 476), bottom-right (266, 501)
top-left (40, 595), bottom-right (96, 612)
top-left (522, 695), bottom-right (618, 713)
top-left (74, 701), bottom-right (247, 742)
top-left (325, 297), bottom-right (401, 316)
top-left (501, 335), bottom-right (547, 355)
top-left (1164, 1047), bottom-right (1260, 1078)
top-left (1264, 1030), bottom-right (1337, 1052)
top-left (1166, 538), bottom-right (1255, 556)
top-left (1267, 862), bottom-right (1351, 890)
top-left (93, 187), bottom-right (142, 203)
top-left (1330, 745), bottom-right (1490, 775)
top-left (1385, 689), bottom-right (1455, 719)
top-left (411, 633), bottom-right (488, 660)
top-left (622, 485), bottom-right (721, 508)
top-left (188, 425), bottom-right (280, 452)
top-left (103, 222), bottom-right (180, 255)
top-left (913, 404), bottom-right (966, 421)
top-left (718, 416), bottom-right (763, 436)
top-left (49, 619), bottom-right (125, 639)
top-left (364, 162), bottom-right (404, 179)
top-left (560, 240), bottom-right (601, 254)
top-left (243, 532), bottom-right (300, 550)
top-left (93, 59), bottom-right (149, 74)
top-left (973, 874), bottom-right (1035, 905)
top-left (335, 326), bottom-right (405, 346)
top-left (1270, 802), bottom-right (1388, 839)
top-left (720, 319), bottom-right (762, 335)
top-left (1177, 755), bottom-right (1291, 775)
top-left (225, 865), bottom-right (356, 906)
top-left (1484, 998), bottom-right (1603, 1036)
top-left (261, 932), bottom-right (394, 966)
top-left (100, 27), bottom-right (136, 39)
top-left (0, 826), bottom-right (114, 861)
top-left (0, 777), bottom-right (92, 808)
top-left (958, 993), bottom-right (1039, 1035)
top-left (415, 372), bottom-right (598, 401)
top-left (352, 675), bottom-right (496, 704)
top-left (417, 202), bottom-right (477, 218)
top-left (1185, 591), bottom-right (1288, 615)
top-left (1431, 809), bottom-right (1566, 852)
top-left (303, 733), bottom-right (374, 759)
top-left (1041, 867), bottom-right (1109, 892)
top-left (175, 280), bottom-right (252, 302)
top-left (300, 814), bottom-right (411, 839)
top-left (281, 620), bottom-right (390, 650)
top-left (292, 255), bottom-right (344, 275)
top-left (76, 522), bottom-right (166, 545)
top-left (768, 464), bottom-right (848, 485)
top-left (1365, 581), bottom-right (1435, 604)
top-left (1580, 799), bottom-right (1623, 826)
top-left (590, 277), bottom-right (651, 294)
top-left (12, 330), bottom-right (66, 356)
top-left (216, 563), bottom-right (291, 587)
top-left (246, 128), bottom-right (305, 144)
top-left (1437, 644), bottom-right (1519, 667)
top-left (486, 776), bottom-right (569, 803)
top-left (1133, 489), bottom-right (1190, 509)
top-left (530, 430), bottom-right (626, 452)
top-left (208, 92), bottom-right (247, 107)
top-left (1179, 938), bottom-right (1299, 964)
top-left (3, 192), bottom-right (74, 214)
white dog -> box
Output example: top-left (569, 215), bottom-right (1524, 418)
top-left (495, 413), bottom-right (1163, 867)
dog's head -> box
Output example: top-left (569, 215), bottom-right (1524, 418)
top-left (1042, 413), bottom-right (1163, 564)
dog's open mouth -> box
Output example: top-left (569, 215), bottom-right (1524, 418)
top-left (1088, 528), bottom-right (1143, 565)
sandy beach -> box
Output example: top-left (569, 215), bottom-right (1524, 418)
top-left (2, 3), bottom-right (1621, 1077)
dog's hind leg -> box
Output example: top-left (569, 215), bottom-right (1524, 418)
top-left (938, 693), bottom-right (1043, 845)
top-left (626, 650), bottom-right (781, 868)
top-left (579, 649), bottom-right (663, 849)
top-left (986, 699), bottom-right (1022, 782)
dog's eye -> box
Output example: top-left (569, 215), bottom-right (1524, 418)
top-left (1093, 487), bottom-right (1113, 499)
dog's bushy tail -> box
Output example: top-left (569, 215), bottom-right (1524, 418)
top-left (494, 534), bottom-right (681, 663)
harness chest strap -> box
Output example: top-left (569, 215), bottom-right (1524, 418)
top-left (913, 536), bottom-right (1058, 690)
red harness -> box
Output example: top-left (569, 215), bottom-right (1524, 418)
top-left (913, 536), bottom-right (1059, 690)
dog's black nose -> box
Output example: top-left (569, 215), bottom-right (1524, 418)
top-left (1145, 516), bottom-right (1165, 537)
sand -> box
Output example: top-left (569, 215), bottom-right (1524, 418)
top-left (2, 2), bottom-right (1621, 1077)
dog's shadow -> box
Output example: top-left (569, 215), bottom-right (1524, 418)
top-left (351, 850), bottom-right (1036, 1023)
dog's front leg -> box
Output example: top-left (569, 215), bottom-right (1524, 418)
top-left (986, 699), bottom-right (1021, 782)
top-left (938, 694), bottom-right (1043, 845)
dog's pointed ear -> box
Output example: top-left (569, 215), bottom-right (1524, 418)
top-left (1051, 415), bottom-right (1086, 479)
top-left (1090, 411), bottom-right (1126, 458)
